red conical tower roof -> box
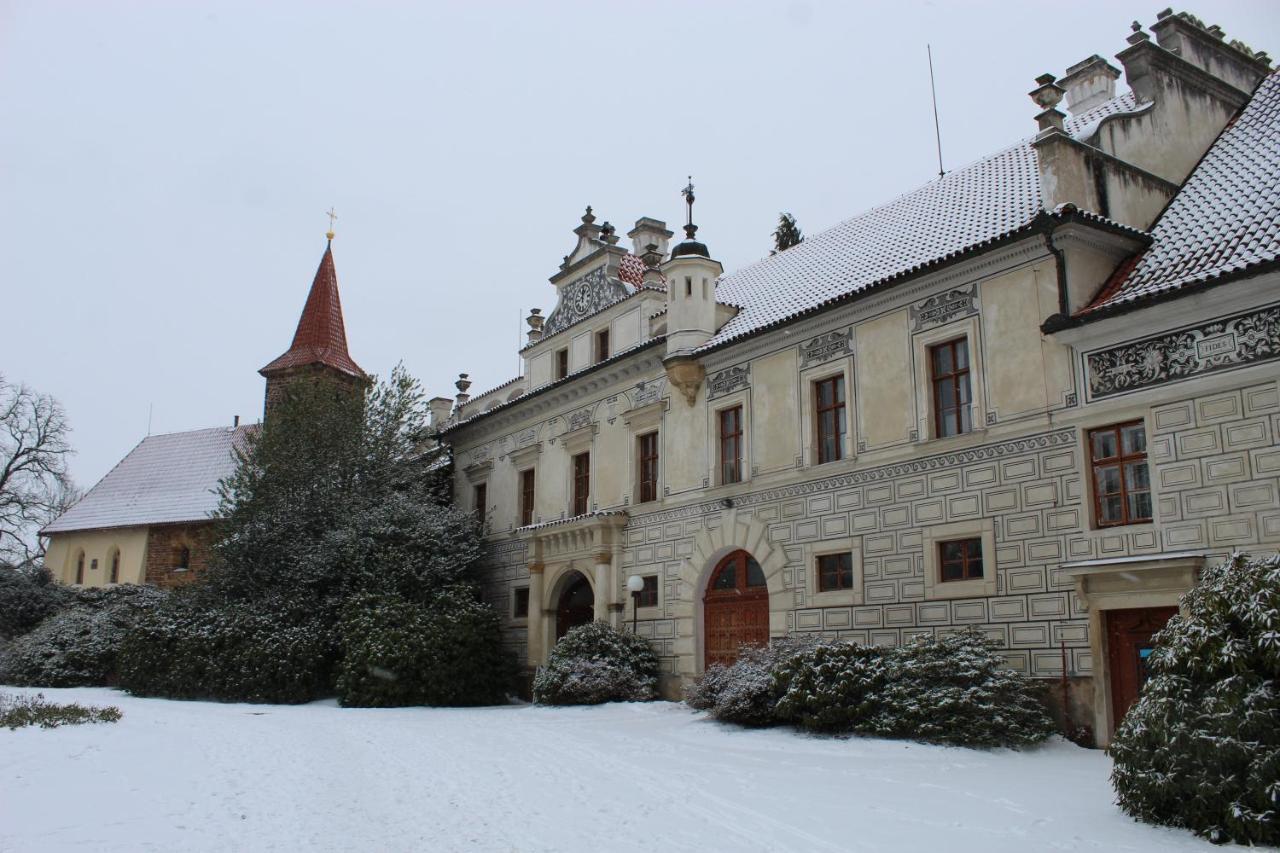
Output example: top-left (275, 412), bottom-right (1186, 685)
top-left (260, 242), bottom-right (365, 379)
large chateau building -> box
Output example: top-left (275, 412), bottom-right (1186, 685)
top-left (439, 11), bottom-right (1279, 744)
top-left (42, 240), bottom-right (367, 589)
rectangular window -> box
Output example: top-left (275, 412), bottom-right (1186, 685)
top-left (473, 482), bottom-right (487, 525)
top-left (814, 375), bottom-right (847, 464)
top-left (638, 431), bottom-right (659, 503)
top-left (939, 538), bottom-right (983, 582)
top-left (520, 468), bottom-right (536, 526)
top-left (719, 406), bottom-right (743, 484)
top-left (572, 452), bottom-right (590, 516)
top-left (513, 587), bottom-right (529, 619)
top-left (596, 328), bottom-right (610, 363)
top-left (930, 338), bottom-right (972, 438)
top-left (555, 348), bottom-right (569, 380)
top-left (638, 575), bottom-right (659, 608)
top-left (816, 552), bottom-right (853, 592)
top-left (1089, 421), bottom-right (1152, 526)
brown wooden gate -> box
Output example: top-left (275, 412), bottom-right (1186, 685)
top-left (1106, 606), bottom-right (1177, 732)
top-left (703, 551), bottom-right (769, 669)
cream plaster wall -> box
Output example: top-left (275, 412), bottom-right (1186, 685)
top-left (46, 527), bottom-right (149, 587)
top-left (856, 310), bottom-right (913, 448)
top-left (981, 263), bottom-right (1069, 419)
top-left (751, 348), bottom-right (801, 475)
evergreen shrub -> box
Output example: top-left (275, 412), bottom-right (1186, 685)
top-left (1110, 552), bottom-right (1280, 846)
top-left (117, 594), bottom-right (334, 703)
top-left (870, 629), bottom-right (1055, 747)
top-left (1, 691), bottom-right (122, 729)
top-left (688, 637), bottom-right (830, 726)
top-left (533, 621), bottom-right (659, 705)
top-left (690, 628), bottom-right (1054, 749)
top-left (337, 587), bottom-right (512, 708)
top-left (0, 585), bottom-right (164, 687)
top-left (773, 641), bottom-right (888, 732)
top-left (0, 565), bottom-right (73, 641)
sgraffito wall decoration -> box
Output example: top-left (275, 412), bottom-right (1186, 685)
top-left (1085, 304), bottom-right (1280, 400)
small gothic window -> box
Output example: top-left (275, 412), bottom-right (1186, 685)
top-left (177, 546), bottom-right (191, 570)
top-left (109, 550), bottom-right (120, 584)
top-left (75, 551), bottom-right (85, 585)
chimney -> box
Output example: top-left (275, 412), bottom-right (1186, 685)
top-left (233, 415), bottom-right (240, 428)
top-left (428, 396), bottom-right (453, 427)
top-left (1149, 9), bottom-right (1273, 96)
top-left (526, 308), bottom-right (545, 344)
top-left (1059, 55), bottom-right (1121, 114)
top-left (628, 217), bottom-right (673, 262)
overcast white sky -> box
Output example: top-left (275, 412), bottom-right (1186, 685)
top-left (3, 1), bottom-right (1278, 490)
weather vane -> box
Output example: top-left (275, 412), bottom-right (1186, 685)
top-left (681, 177), bottom-right (696, 238)
top-left (325, 207), bottom-right (338, 241)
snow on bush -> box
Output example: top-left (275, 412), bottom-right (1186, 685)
top-left (869, 628), bottom-right (1055, 747)
top-left (687, 636), bottom-right (830, 726)
top-left (700, 628), bottom-right (1054, 748)
top-left (1109, 552), bottom-right (1280, 847)
top-left (117, 593), bottom-right (335, 704)
top-left (0, 585), bottom-right (165, 687)
top-left (533, 621), bottom-right (658, 705)
top-left (337, 587), bottom-right (513, 708)
top-left (0, 565), bottom-right (74, 641)
top-left (773, 641), bottom-right (888, 732)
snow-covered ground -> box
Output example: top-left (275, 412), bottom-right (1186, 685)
top-left (1, 687), bottom-right (1223, 853)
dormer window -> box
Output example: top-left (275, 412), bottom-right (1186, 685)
top-left (556, 348), bottom-right (569, 380)
top-left (595, 328), bottom-right (610, 363)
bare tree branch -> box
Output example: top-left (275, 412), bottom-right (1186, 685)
top-left (0, 374), bottom-right (78, 568)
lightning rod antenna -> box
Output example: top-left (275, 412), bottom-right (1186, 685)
top-left (928, 44), bottom-right (946, 178)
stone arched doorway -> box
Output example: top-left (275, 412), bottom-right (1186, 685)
top-left (556, 570), bottom-right (595, 641)
top-left (703, 550), bottom-right (769, 668)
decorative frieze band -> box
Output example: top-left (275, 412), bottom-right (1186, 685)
top-left (910, 283), bottom-right (978, 331)
top-left (800, 328), bottom-right (852, 367)
top-left (706, 365), bottom-right (751, 400)
top-left (1085, 303), bottom-right (1280, 400)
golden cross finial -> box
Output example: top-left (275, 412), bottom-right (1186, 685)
top-left (325, 207), bottom-right (338, 240)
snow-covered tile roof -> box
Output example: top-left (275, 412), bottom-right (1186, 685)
top-left (1083, 73), bottom-right (1280, 314)
top-left (701, 93), bottom-right (1144, 350)
top-left (43, 425), bottom-right (253, 534)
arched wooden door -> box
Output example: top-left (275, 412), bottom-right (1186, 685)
top-left (703, 550), bottom-right (769, 668)
top-left (556, 571), bottom-right (595, 641)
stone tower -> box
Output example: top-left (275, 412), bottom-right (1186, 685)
top-left (258, 240), bottom-right (368, 417)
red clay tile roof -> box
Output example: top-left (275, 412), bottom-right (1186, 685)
top-left (260, 242), bottom-right (365, 378)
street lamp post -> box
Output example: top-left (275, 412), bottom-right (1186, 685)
top-left (626, 574), bottom-right (645, 635)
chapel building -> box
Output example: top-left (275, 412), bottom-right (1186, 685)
top-left (42, 239), bottom-right (367, 588)
top-left (439, 10), bottom-right (1279, 746)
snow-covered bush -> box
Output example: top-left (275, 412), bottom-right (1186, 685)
top-left (1110, 552), bottom-right (1280, 846)
top-left (117, 594), bottom-right (335, 704)
top-left (337, 587), bottom-right (513, 707)
top-left (709, 629), bottom-right (1053, 748)
top-left (533, 621), bottom-right (658, 705)
top-left (870, 629), bottom-right (1054, 747)
top-left (683, 662), bottom-right (733, 710)
top-left (0, 585), bottom-right (165, 687)
top-left (0, 565), bottom-right (73, 640)
top-left (688, 637), bottom-right (830, 726)
top-left (773, 641), bottom-right (888, 732)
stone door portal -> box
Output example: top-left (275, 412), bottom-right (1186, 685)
top-left (703, 550), bottom-right (769, 669)
top-left (1105, 606), bottom-right (1177, 733)
top-left (556, 571), bottom-right (595, 641)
